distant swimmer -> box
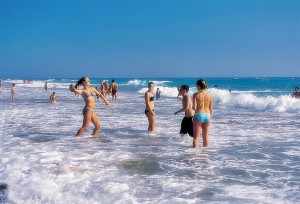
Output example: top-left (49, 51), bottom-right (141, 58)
top-left (50, 92), bottom-right (57, 103)
top-left (111, 79), bottom-right (118, 101)
top-left (69, 77), bottom-right (110, 136)
top-left (0, 77), bottom-right (2, 92)
top-left (11, 83), bottom-right (16, 101)
top-left (156, 88), bottom-right (161, 100)
top-left (174, 85), bottom-right (194, 137)
top-left (145, 82), bottom-right (156, 132)
top-left (44, 82), bottom-right (48, 92)
top-left (292, 87), bottom-right (300, 98)
top-left (192, 79), bottom-right (213, 148)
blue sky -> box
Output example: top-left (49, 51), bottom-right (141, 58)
top-left (0, 0), bottom-right (299, 78)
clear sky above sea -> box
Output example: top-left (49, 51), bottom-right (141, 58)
top-left (0, 0), bottom-right (299, 79)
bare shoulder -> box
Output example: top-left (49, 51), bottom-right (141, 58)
top-left (207, 92), bottom-right (213, 100)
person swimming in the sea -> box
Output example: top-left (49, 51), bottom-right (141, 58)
top-left (145, 82), bottom-right (156, 132)
top-left (192, 79), bottom-right (213, 148)
top-left (69, 77), bottom-right (110, 136)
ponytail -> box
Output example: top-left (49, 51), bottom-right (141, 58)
top-left (75, 77), bottom-right (87, 89)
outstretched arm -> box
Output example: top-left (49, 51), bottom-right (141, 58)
top-left (174, 96), bottom-right (188, 115)
top-left (93, 87), bottom-right (110, 106)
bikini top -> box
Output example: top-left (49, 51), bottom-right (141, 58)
top-left (150, 96), bottom-right (155, 101)
top-left (198, 91), bottom-right (208, 111)
top-left (83, 92), bottom-right (95, 99)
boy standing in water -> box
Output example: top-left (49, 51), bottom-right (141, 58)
top-left (111, 79), bottom-right (118, 101)
top-left (174, 85), bottom-right (194, 137)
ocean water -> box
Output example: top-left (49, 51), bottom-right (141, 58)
top-left (0, 77), bottom-right (300, 203)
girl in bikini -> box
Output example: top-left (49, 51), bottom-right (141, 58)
top-left (192, 79), bottom-right (213, 148)
top-left (70, 77), bottom-right (110, 136)
top-left (145, 82), bottom-right (156, 132)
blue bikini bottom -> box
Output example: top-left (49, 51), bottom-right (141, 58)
top-left (194, 113), bottom-right (210, 123)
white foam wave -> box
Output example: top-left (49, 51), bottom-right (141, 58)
top-left (150, 80), bottom-right (172, 86)
top-left (210, 89), bottom-right (300, 113)
top-left (138, 86), bottom-right (180, 97)
top-left (124, 79), bottom-right (171, 86)
top-left (125, 79), bottom-right (147, 86)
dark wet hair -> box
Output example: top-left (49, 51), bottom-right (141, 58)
top-left (295, 87), bottom-right (299, 91)
top-left (148, 82), bottom-right (154, 86)
top-left (75, 77), bottom-right (88, 89)
top-left (196, 79), bottom-right (208, 90)
top-left (112, 79), bottom-right (115, 83)
top-left (181, 85), bottom-right (189, 92)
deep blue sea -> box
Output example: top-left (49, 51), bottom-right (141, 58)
top-left (0, 77), bottom-right (300, 203)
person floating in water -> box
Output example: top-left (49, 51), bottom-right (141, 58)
top-left (156, 88), bottom-right (161, 100)
top-left (50, 92), bottom-right (57, 103)
top-left (69, 77), bottom-right (110, 136)
top-left (174, 85), bottom-right (194, 137)
top-left (292, 87), bottom-right (300, 98)
top-left (111, 79), bottom-right (118, 101)
top-left (145, 82), bottom-right (156, 132)
top-left (11, 83), bottom-right (16, 101)
top-left (193, 79), bottom-right (213, 148)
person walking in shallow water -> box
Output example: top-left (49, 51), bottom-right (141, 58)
top-left (145, 82), bottom-right (156, 132)
top-left (44, 82), bottom-right (48, 92)
top-left (11, 83), bottom-right (16, 101)
top-left (193, 79), bottom-right (213, 148)
top-left (174, 85), bottom-right (194, 137)
top-left (111, 79), bottom-right (118, 101)
top-left (69, 77), bottom-right (110, 136)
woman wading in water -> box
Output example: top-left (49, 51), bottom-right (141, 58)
top-left (70, 77), bottom-right (110, 136)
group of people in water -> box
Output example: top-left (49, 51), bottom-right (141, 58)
top-left (69, 77), bottom-right (213, 148)
top-left (1, 76), bottom-right (299, 148)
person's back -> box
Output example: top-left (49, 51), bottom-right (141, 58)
top-left (111, 80), bottom-right (118, 100)
top-left (193, 91), bottom-right (213, 114)
top-left (156, 88), bottom-right (161, 100)
top-left (192, 79), bottom-right (213, 148)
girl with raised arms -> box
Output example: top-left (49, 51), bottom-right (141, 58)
top-left (69, 77), bottom-right (110, 136)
